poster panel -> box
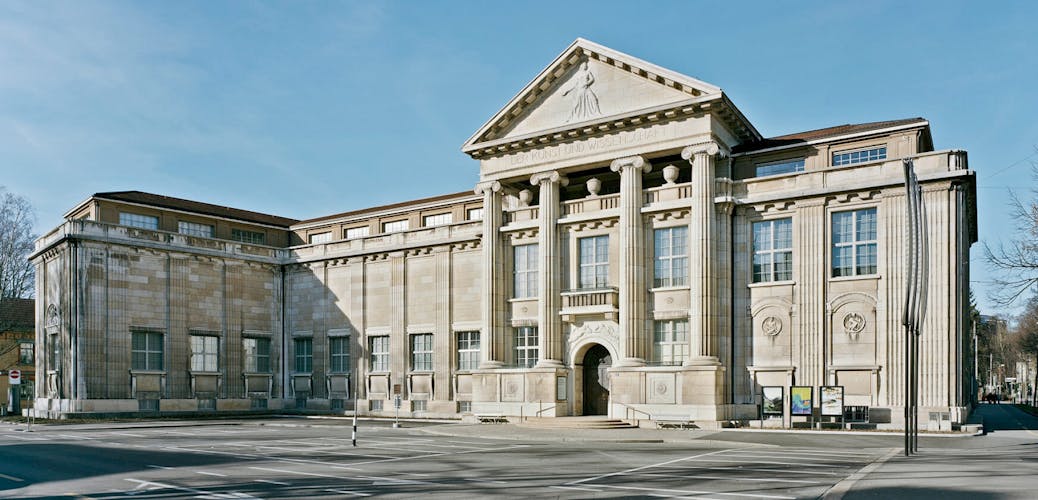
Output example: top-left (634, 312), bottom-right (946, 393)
top-left (820, 385), bottom-right (845, 416)
top-left (790, 386), bottom-right (813, 416)
top-left (762, 386), bottom-right (783, 416)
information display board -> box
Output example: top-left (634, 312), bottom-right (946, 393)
top-left (820, 386), bottom-right (845, 416)
top-left (762, 386), bottom-right (783, 416)
top-left (790, 386), bottom-right (813, 416)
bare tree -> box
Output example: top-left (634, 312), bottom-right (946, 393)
top-left (985, 154), bottom-right (1038, 305)
top-left (0, 187), bottom-right (36, 299)
top-left (1014, 295), bottom-right (1038, 406)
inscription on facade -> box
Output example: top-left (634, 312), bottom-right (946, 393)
top-left (507, 125), bottom-right (674, 168)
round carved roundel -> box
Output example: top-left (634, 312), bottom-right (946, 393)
top-left (505, 381), bottom-right (519, 396)
top-left (655, 381), bottom-right (668, 395)
top-left (843, 313), bottom-right (867, 335)
top-left (761, 316), bottom-right (782, 336)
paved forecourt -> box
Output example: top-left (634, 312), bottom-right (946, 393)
top-left (0, 419), bottom-right (898, 499)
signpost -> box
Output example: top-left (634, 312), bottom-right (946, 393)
top-left (7, 370), bottom-right (21, 415)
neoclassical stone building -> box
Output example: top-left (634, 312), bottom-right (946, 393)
top-left (31, 39), bottom-right (976, 427)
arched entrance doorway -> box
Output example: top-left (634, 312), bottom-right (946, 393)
top-left (582, 344), bottom-right (612, 415)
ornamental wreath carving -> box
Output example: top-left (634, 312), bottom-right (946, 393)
top-left (761, 316), bottom-right (782, 336)
top-left (843, 313), bottom-right (867, 337)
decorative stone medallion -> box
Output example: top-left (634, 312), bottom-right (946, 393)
top-left (655, 380), bottom-right (668, 395)
top-left (761, 316), bottom-right (782, 337)
top-left (843, 313), bottom-right (866, 337)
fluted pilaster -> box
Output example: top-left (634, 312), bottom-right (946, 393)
top-left (475, 181), bottom-right (505, 368)
top-left (682, 142), bottom-right (725, 365)
top-left (530, 171), bottom-right (568, 368)
top-left (610, 155), bottom-right (651, 366)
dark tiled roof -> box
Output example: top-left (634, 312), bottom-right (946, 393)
top-left (0, 298), bottom-right (34, 331)
top-left (296, 191), bottom-right (477, 226)
top-left (95, 191), bottom-right (299, 227)
top-left (732, 118), bottom-right (927, 154)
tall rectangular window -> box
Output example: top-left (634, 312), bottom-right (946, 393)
top-left (382, 220), bottom-right (410, 233)
top-left (345, 226), bottom-right (370, 239)
top-left (457, 331), bottom-right (480, 371)
top-left (654, 227), bottom-right (688, 287)
top-left (294, 338), bottom-right (313, 373)
top-left (119, 212), bottom-right (159, 230)
top-left (131, 331), bottom-right (164, 371)
top-left (411, 333), bottom-right (433, 371)
top-left (422, 213), bottom-right (453, 227)
top-left (513, 244), bottom-right (538, 298)
top-left (178, 221), bottom-right (214, 238)
top-left (18, 342), bottom-right (34, 364)
top-left (190, 335), bottom-right (219, 372)
top-left (232, 228), bottom-right (266, 245)
top-left (467, 208), bottom-right (484, 221)
top-left (309, 232), bottom-right (332, 244)
top-left (832, 208), bottom-right (878, 277)
top-left (578, 235), bottom-right (609, 289)
top-left (756, 158), bottom-right (805, 177)
top-left (329, 336), bottom-right (350, 373)
top-left (752, 218), bottom-right (793, 283)
top-left (515, 327), bottom-right (538, 368)
top-left (243, 337), bottom-right (271, 373)
top-left (370, 336), bottom-right (390, 372)
top-left (653, 320), bottom-right (689, 365)
top-left (832, 146), bottom-right (887, 166)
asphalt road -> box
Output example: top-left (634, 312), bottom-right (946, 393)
top-left (0, 407), bottom-right (1035, 499)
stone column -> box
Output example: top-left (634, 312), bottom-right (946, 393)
top-left (682, 142), bottom-right (725, 365)
top-left (531, 171), bottom-right (568, 368)
top-left (610, 156), bottom-right (651, 366)
top-left (475, 181), bottom-right (505, 369)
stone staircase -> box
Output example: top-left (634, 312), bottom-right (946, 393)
top-left (517, 416), bottom-right (638, 429)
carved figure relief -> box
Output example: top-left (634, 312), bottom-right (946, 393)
top-left (571, 321), bottom-right (618, 344)
top-left (46, 304), bottom-right (60, 327)
top-left (843, 313), bottom-right (866, 338)
top-left (563, 61), bottom-right (601, 122)
top-left (761, 316), bottom-right (782, 337)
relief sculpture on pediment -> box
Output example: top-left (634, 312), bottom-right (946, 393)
top-left (562, 61), bottom-right (601, 122)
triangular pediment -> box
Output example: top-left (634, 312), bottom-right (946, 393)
top-left (463, 38), bottom-right (724, 153)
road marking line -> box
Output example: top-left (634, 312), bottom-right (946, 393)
top-left (679, 466), bottom-right (845, 476)
top-left (822, 447), bottom-right (900, 500)
top-left (632, 471), bottom-right (821, 484)
top-left (465, 478), bottom-right (508, 484)
top-left (109, 432), bottom-right (145, 437)
top-left (124, 478), bottom-right (259, 499)
top-left (690, 458), bottom-right (848, 468)
top-left (324, 488), bottom-right (371, 497)
top-left (593, 483), bottom-right (796, 499)
top-left (569, 448), bottom-right (732, 485)
top-left (195, 471), bottom-right (227, 477)
top-left (0, 472), bottom-right (24, 482)
top-left (255, 479), bottom-right (290, 486)
top-left (146, 465), bottom-right (174, 470)
top-left (550, 485), bottom-right (601, 492)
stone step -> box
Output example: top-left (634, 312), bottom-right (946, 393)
top-left (518, 417), bottom-right (638, 429)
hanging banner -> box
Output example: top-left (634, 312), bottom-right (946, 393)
top-left (820, 386), bottom-right (845, 416)
top-left (790, 386), bottom-right (813, 416)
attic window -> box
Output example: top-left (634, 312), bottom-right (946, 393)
top-left (756, 159), bottom-right (805, 177)
top-left (832, 146), bottom-right (887, 166)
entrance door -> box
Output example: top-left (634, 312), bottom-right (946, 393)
top-left (582, 344), bottom-right (612, 415)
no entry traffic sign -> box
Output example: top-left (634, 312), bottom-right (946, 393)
top-left (8, 369), bottom-right (21, 385)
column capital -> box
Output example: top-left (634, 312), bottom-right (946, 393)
top-left (474, 180), bottom-right (502, 195)
top-left (681, 141), bottom-right (729, 161)
top-left (530, 170), bottom-right (569, 187)
top-left (609, 155), bottom-right (653, 174)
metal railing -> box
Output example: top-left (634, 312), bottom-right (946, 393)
top-left (614, 401), bottom-right (651, 426)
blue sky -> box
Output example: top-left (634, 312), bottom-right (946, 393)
top-left (1, 1), bottom-right (1035, 315)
